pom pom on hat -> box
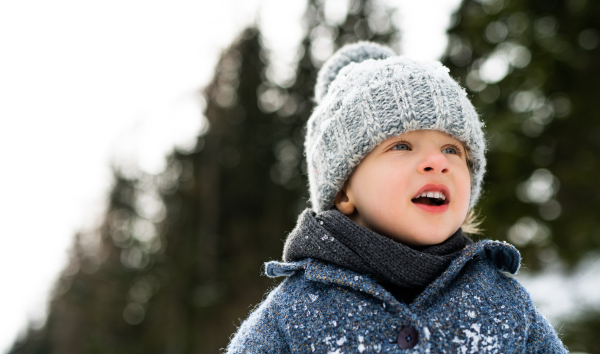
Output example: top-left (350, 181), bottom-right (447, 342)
top-left (314, 41), bottom-right (396, 104)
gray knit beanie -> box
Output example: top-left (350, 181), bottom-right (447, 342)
top-left (305, 41), bottom-right (486, 213)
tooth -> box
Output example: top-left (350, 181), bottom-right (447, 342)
top-left (434, 192), bottom-right (440, 199)
top-left (421, 192), bottom-right (427, 197)
top-left (427, 192), bottom-right (434, 198)
top-left (441, 193), bottom-right (446, 200)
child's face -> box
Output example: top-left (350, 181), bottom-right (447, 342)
top-left (334, 130), bottom-right (471, 246)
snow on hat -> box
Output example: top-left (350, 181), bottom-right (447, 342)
top-left (304, 41), bottom-right (486, 213)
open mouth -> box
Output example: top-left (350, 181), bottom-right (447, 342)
top-left (411, 186), bottom-right (450, 213)
top-left (411, 196), bottom-right (448, 207)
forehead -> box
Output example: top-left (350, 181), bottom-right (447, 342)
top-left (380, 130), bottom-right (463, 145)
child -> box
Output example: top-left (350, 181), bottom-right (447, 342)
top-left (224, 42), bottom-right (566, 353)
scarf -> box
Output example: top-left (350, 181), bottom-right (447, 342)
top-left (282, 209), bottom-right (472, 303)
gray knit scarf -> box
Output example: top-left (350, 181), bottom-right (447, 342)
top-left (283, 209), bottom-right (472, 303)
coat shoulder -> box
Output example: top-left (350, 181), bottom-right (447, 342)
top-left (459, 240), bottom-right (528, 296)
top-left (454, 241), bottom-right (547, 319)
top-left (224, 277), bottom-right (296, 353)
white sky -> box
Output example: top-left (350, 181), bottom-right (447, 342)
top-left (3, 0), bottom-right (594, 351)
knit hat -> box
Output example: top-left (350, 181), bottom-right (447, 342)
top-left (305, 41), bottom-right (486, 213)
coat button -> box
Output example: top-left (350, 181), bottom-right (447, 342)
top-left (397, 325), bottom-right (419, 349)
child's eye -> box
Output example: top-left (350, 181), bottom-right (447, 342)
top-left (392, 143), bottom-right (410, 151)
top-left (442, 145), bottom-right (461, 155)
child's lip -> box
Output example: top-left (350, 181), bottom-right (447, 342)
top-left (412, 183), bottom-right (451, 202)
top-left (413, 202), bottom-right (450, 213)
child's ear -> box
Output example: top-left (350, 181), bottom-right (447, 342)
top-left (334, 188), bottom-right (355, 215)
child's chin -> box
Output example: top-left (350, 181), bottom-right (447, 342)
top-left (399, 225), bottom-right (454, 246)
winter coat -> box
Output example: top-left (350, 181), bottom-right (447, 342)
top-left (224, 240), bottom-right (567, 353)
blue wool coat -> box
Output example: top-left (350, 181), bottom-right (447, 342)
top-left (224, 240), bottom-right (566, 353)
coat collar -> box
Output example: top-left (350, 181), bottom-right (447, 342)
top-left (264, 240), bottom-right (520, 307)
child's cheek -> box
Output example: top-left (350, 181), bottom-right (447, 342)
top-left (375, 165), bottom-right (408, 204)
top-left (455, 166), bottom-right (472, 214)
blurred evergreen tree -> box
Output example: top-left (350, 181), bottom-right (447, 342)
top-left (10, 171), bottom-right (162, 353)
top-left (443, 0), bottom-right (600, 351)
top-left (9, 0), bottom-right (399, 353)
top-left (444, 0), bottom-right (600, 270)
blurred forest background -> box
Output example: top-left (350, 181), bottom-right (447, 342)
top-left (8, 0), bottom-right (600, 352)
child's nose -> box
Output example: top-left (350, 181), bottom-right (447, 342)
top-left (418, 150), bottom-right (449, 174)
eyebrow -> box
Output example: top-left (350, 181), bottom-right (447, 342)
top-left (382, 137), bottom-right (461, 147)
